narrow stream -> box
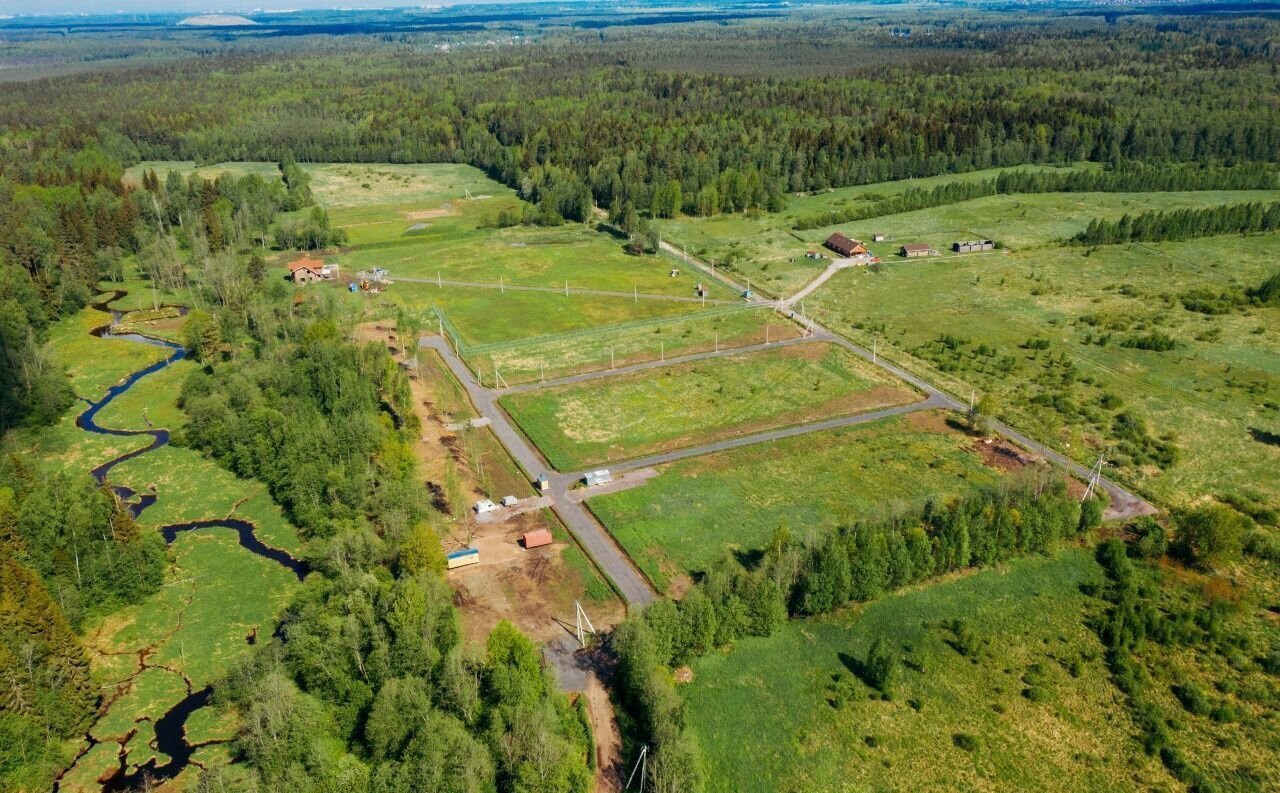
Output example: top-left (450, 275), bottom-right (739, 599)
top-left (55, 291), bottom-right (309, 791)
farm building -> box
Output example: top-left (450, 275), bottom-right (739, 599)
top-left (805, 250), bottom-right (824, 261)
top-left (824, 232), bottom-right (868, 258)
top-left (501, 495), bottom-right (518, 507)
top-left (521, 529), bottom-right (553, 549)
top-left (872, 234), bottom-right (886, 242)
top-left (535, 474), bottom-right (550, 492)
top-left (899, 243), bottom-right (935, 258)
top-left (583, 469), bottom-right (613, 487)
top-left (953, 239), bottom-right (994, 252)
top-left (474, 499), bottom-right (497, 514)
top-left (446, 548), bottom-right (480, 569)
top-left (287, 257), bottom-right (339, 284)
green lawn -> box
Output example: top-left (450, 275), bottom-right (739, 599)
top-left (371, 281), bottom-right (717, 348)
top-left (807, 233), bottom-right (1280, 509)
top-left (501, 341), bottom-right (919, 471)
top-left (464, 306), bottom-right (802, 386)
top-left (587, 412), bottom-right (1003, 593)
top-left (684, 549), bottom-right (1175, 792)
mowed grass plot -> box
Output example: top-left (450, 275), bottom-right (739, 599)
top-left (808, 233), bottom-right (1280, 508)
top-left (464, 307), bottom-right (802, 385)
top-left (587, 411), bottom-right (1004, 593)
top-left (370, 281), bottom-right (717, 348)
top-left (501, 341), bottom-right (920, 470)
top-left (684, 549), bottom-right (1175, 793)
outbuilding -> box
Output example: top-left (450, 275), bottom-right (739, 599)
top-left (501, 495), bottom-right (518, 508)
top-left (872, 234), bottom-right (886, 242)
top-left (474, 499), bottom-right (497, 514)
top-left (521, 529), bottom-right (553, 549)
top-left (899, 243), bottom-right (935, 258)
top-left (583, 469), bottom-right (613, 487)
top-left (287, 257), bottom-right (326, 284)
top-left (953, 239), bottom-right (994, 253)
top-left (446, 548), bottom-right (480, 569)
top-left (535, 475), bottom-right (550, 492)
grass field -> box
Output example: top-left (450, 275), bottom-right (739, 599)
top-left (684, 549), bottom-right (1176, 792)
top-left (807, 233), bottom-right (1280, 509)
top-left (655, 165), bottom-right (1091, 297)
top-left (501, 341), bottom-right (920, 470)
top-left (587, 412), bottom-right (1005, 593)
top-left (464, 306), bottom-right (802, 385)
top-left (657, 165), bottom-right (1280, 299)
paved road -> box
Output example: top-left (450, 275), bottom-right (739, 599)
top-left (783, 259), bottom-right (856, 308)
top-left (396, 275), bottom-right (738, 306)
top-left (497, 332), bottom-right (829, 396)
top-left (420, 337), bottom-right (657, 605)
top-left (662, 244), bottom-right (1157, 520)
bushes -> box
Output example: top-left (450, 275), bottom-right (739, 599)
top-left (1175, 504), bottom-right (1248, 570)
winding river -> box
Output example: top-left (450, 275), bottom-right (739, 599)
top-left (56, 291), bottom-right (309, 792)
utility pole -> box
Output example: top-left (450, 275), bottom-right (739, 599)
top-left (500, 276), bottom-right (504, 294)
top-left (634, 285), bottom-right (637, 303)
top-left (625, 745), bottom-right (648, 792)
top-left (611, 348), bottom-right (615, 369)
top-left (565, 280), bottom-right (569, 297)
top-left (574, 601), bottom-right (596, 648)
top-left (540, 359), bottom-right (546, 383)
top-left (714, 330), bottom-right (719, 352)
top-left (872, 336), bottom-right (877, 364)
top-left (660, 340), bottom-right (664, 361)
top-left (438, 270), bottom-right (442, 288)
top-left (1083, 452), bottom-right (1106, 502)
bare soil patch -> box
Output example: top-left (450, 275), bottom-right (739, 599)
top-left (403, 206), bottom-right (457, 221)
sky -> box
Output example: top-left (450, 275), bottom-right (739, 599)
top-left (0, 0), bottom-right (486, 17)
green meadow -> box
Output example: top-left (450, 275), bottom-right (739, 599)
top-left (500, 341), bottom-right (919, 471)
top-left (465, 306), bottom-right (802, 386)
top-left (586, 412), bottom-right (1004, 593)
top-left (684, 549), bottom-right (1175, 793)
top-left (807, 233), bottom-right (1280, 509)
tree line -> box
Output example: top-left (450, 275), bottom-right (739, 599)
top-left (0, 464), bottom-right (167, 791)
top-left (1072, 200), bottom-right (1280, 245)
top-left (612, 472), bottom-right (1099, 792)
top-left (793, 163), bottom-right (1278, 230)
top-left (175, 292), bottom-right (594, 792)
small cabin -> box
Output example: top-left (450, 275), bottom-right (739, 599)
top-left (501, 495), bottom-right (518, 508)
top-left (583, 469), bottom-right (613, 487)
top-left (872, 234), bottom-right (886, 242)
top-left (446, 548), bottom-right (480, 569)
top-left (521, 529), bottom-right (553, 549)
top-left (474, 499), bottom-right (497, 514)
top-left (535, 475), bottom-right (550, 492)
top-left (900, 243), bottom-right (934, 258)
top-left (953, 239), bottom-right (994, 253)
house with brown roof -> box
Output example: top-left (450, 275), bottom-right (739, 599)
top-left (287, 257), bottom-right (339, 284)
top-left (899, 243), bottom-right (935, 258)
top-left (824, 232), bottom-right (868, 258)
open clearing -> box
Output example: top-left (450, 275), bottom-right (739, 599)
top-left (587, 411), bottom-right (1010, 594)
top-left (807, 233), bottom-right (1280, 509)
top-left (501, 341), bottom-right (920, 470)
top-left (683, 549), bottom-right (1175, 793)
top-left (465, 306), bottom-right (802, 386)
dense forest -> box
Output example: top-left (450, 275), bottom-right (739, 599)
top-left (2, 13), bottom-right (1279, 226)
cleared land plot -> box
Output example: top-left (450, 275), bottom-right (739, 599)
top-left (465, 307), bottom-right (802, 385)
top-left (368, 281), bottom-right (717, 348)
top-left (808, 234), bottom-right (1280, 508)
top-left (501, 341), bottom-right (920, 470)
top-left (587, 411), bottom-right (1006, 594)
top-left (684, 549), bottom-right (1175, 793)
top-left (655, 165), bottom-right (1091, 297)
